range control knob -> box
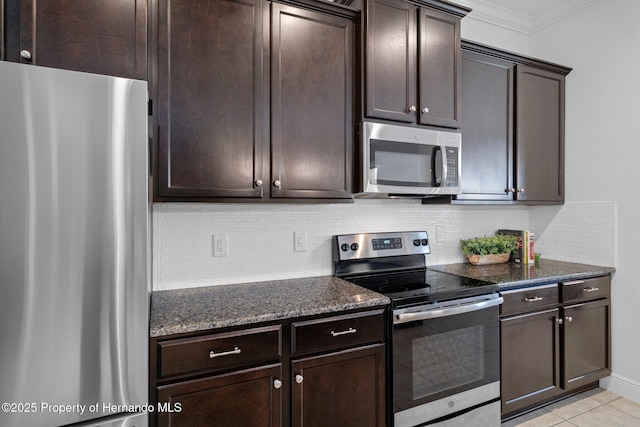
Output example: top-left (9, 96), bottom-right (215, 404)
top-left (421, 239), bottom-right (429, 246)
top-left (340, 243), bottom-right (350, 252)
top-left (413, 239), bottom-right (421, 246)
top-left (350, 243), bottom-right (359, 251)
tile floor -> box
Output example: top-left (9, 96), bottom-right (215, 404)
top-left (502, 388), bottom-right (640, 427)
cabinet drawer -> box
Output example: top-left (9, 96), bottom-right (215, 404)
top-left (292, 310), bottom-right (385, 355)
top-left (562, 276), bottom-right (611, 304)
top-left (158, 325), bottom-right (281, 378)
top-left (500, 284), bottom-right (559, 316)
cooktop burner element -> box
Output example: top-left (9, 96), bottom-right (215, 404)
top-left (333, 231), bottom-right (497, 307)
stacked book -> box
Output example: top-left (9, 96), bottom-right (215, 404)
top-left (497, 229), bottom-right (535, 264)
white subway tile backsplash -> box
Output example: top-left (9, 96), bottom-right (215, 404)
top-left (152, 200), bottom-right (616, 290)
top-left (532, 202), bottom-right (616, 267)
top-left (152, 200), bottom-right (530, 290)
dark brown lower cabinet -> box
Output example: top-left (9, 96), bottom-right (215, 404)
top-left (151, 309), bottom-right (386, 427)
top-left (562, 299), bottom-right (611, 389)
top-left (501, 308), bottom-right (561, 415)
top-left (500, 277), bottom-right (611, 419)
top-left (291, 344), bottom-right (386, 427)
top-left (156, 364), bottom-right (282, 427)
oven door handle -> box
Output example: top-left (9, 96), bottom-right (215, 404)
top-left (394, 296), bottom-right (504, 324)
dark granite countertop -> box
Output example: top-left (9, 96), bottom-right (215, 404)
top-left (429, 259), bottom-right (615, 290)
top-left (150, 276), bottom-right (390, 338)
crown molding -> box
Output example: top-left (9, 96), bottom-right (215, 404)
top-left (455, 0), bottom-right (601, 35)
top-left (530, 0), bottom-right (601, 33)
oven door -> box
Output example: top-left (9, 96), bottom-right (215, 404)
top-left (392, 294), bottom-right (502, 426)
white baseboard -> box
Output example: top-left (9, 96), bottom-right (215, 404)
top-left (600, 374), bottom-right (640, 402)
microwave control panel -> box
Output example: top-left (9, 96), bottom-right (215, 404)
top-left (445, 147), bottom-right (459, 187)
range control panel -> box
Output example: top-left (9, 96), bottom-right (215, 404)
top-left (334, 231), bottom-right (430, 261)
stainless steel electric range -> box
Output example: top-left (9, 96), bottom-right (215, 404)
top-left (334, 231), bottom-right (502, 427)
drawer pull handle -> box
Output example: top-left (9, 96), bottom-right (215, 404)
top-left (331, 327), bottom-right (357, 337)
top-left (524, 296), bottom-right (543, 302)
top-left (209, 347), bottom-right (241, 359)
top-left (583, 287), bottom-right (600, 292)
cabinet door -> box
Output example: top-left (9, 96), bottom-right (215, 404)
top-left (562, 299), bottom-right (610, 389)
top-left (458, 51), bottom-right (513, 202)
top-left (18, 0), bottom-right (146, 79)
top-left (291, 344), bottom-right (386, 427)
top-left (271, 4), bottom-right (353, 199)
top-left (156, 0), bottom-right (267, 199)
top-left (501, 309), bottom-right (561, 416)
top-left (515, 65), bottom-right (565, 203)
top-left (156, 364), bottom-right (282, 427)
top-left (418, 7), bottom-right (461, 128)
top-left (364, 0), bottom-right (416, 123)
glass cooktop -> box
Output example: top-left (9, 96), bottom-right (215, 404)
top-left (344, 269), bottom-right (498, 307)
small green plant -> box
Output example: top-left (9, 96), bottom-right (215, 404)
top-left (460, 234), bottom-right (518, 256)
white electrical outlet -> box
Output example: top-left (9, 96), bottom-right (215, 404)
top-left (294, 231), bottom-right (307, 252)
top-left (213, 234), bottom-right (228, 257)
top-left (436, 225), bottom-right (445, 242)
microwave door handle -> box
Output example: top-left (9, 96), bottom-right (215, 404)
top-left (432, 146), bottom-right (442, 187)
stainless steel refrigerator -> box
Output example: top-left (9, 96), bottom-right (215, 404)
top-left (0, 62), bottom-right (149, 426)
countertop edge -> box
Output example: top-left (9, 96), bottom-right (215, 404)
top-left (495, 268), bottom-right (616, 291)
top-left (151, 260), bottom-right (615, 338)
top-left (149, 297), bottom-right (390, 338)
top-left (149, 276), bottom-right (390, 339)
top-left (429, 259), bottom-right (615, 292)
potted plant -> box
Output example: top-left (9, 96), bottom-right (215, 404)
top-left (460, 234), bottom-right (518, 265)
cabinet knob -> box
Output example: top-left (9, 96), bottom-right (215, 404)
top-left (565, 316), bottom-right (573, 323)
top-left (421, 107), bottom-right (430, 114)
top-left (20, 50), bottom-right (32, 60)
top-left (408, 105), bottom-right (417, 113)
top-left (273, 379), bottom-right (282, 389)
top-left (517, 188), bottom-right (525, 193)
top-left (505, 188), bottom-right (516, 194)
top-left (255, 179), bottom-right (263, 187)
top-left (556, 318), bottom-right (563, 325)
top-left (295, 374), bottom-right (304, 384)
top-left (273, 180), bottom-right (281, 188)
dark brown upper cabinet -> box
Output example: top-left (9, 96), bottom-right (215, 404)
top-left (515, 65), bottom-right (566, 203)
top-left (270, 3), bottom-right (354, 200)
top-left (155, 0), bottom-right (266, 200)
top-left (455, 41), bottom-right (571, 204)
top-left (154, 0), bottom-right (355, 201)
top-left (364, 0), bottom-right (468, 129)
top-left (457, 50), bottom-right (514, 202)
top-left (10, 0), bottom-right (147, 80)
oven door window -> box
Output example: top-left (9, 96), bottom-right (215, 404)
top-left (392, 305), bottom-right (500, 412)
top-left (370, 139), bottom-right (439, 188)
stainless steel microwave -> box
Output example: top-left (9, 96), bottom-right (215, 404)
top-left (357, 122), bottom-right (462, 197)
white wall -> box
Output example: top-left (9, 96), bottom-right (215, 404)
top-left (527, 0), bottom-right (640, 402)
